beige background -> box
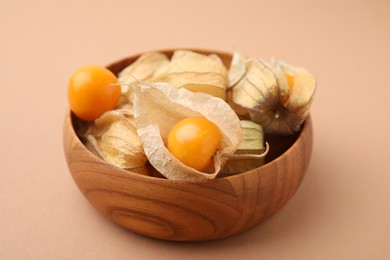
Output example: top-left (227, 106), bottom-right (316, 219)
top-left (1, 0), bottom-right (389, 259)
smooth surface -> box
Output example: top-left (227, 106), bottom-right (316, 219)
top-left (1, 0), bottom-right (389, 258)
top-left (63, 50), bottom-right (313, 241)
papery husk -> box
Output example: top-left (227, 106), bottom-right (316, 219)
top-left (228, 51), bottom-right (247, 88)
top-left (220, 120), bottom-right (267, 176)
top-left (83, 109), bottom-right (148, 174)
top-left (118, 52), bottom-right (169, 86)
top-left (153, 50), bottom-right (228, 100)
top-left (230, 52), bottom-right (316, 135)
top-left (117, 52), bottom-right (169, 109)
top-left (125, 81), bottom-right (242, 180)
top-left (272, 60), bottom-right (316, 110)
top-left (226, 90), bottom-right (250, 118)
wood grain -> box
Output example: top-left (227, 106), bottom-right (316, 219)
top-left (63, 50), bottom-right (313, 241)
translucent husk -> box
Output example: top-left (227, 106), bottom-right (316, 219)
top-left (228, 51), bottom-right (247, 88)
top-left (152, 50), bottom-right (228, 100)
top-left (122, 81), bottom-right (242, 180)
top-left (229, 52), bottom-right (316, 135)
top-left (118, 52), bottom-right (169, 88)
top-left (117, 52), bottom-right (170, 110)
top-left (82, 109), bottom-right (148, 174)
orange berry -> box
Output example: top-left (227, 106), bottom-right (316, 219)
top-left (68, 65), bottom-right (120, 121)
top-left (167, 117), bottom-right (222, 171)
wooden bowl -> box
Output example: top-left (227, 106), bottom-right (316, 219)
top-left (63, 49), bottom-right (313, 241)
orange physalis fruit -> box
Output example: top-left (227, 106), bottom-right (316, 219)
top-left (167, 117), bottom-right (222, 171)
top-left (68, 65), bottom-right (120, 121)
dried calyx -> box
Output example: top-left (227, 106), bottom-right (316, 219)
top-left (82, 109), bottom-right (148, 175)
top-left (229, 52), bottom-right (316, 135)
top-left (119, 50), bottom-right (228, 100)
top-left (125, 81), bottom-right (243, 180)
